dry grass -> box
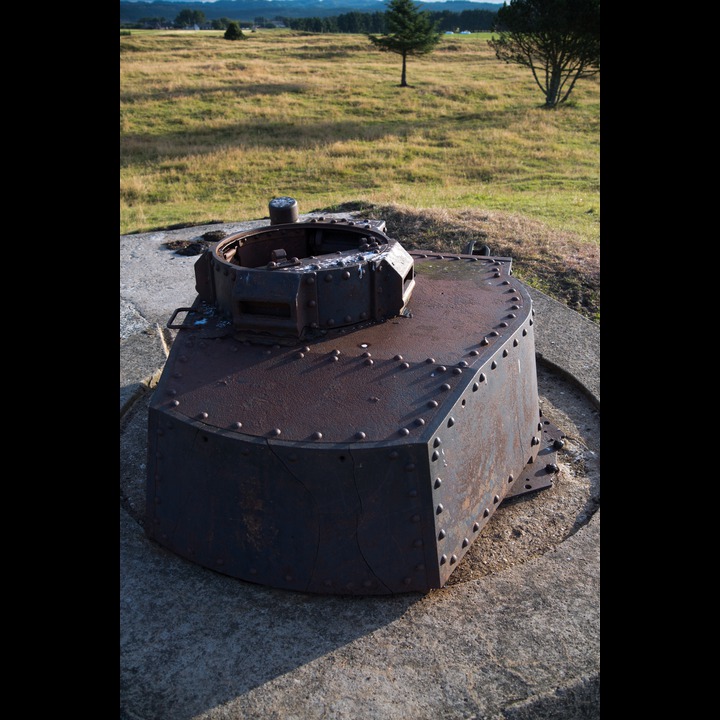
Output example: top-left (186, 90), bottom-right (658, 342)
top-left (120, 29), bottom-right (600, 321)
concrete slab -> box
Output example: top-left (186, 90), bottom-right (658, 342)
top-left (120, 214), bottom-right (600, 719)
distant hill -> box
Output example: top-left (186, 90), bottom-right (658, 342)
top-left (120, 1), bottom-right (502, 23)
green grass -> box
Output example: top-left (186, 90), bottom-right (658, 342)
top-left (120, 29), bottom-right (600, 320)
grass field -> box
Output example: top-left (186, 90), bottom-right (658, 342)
top-left (120, 29), bottom-right (600, 321)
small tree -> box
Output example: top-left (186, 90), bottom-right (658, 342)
top-left (224, 21), bottom-right (245, 40)
top-left (368, 0), bottom-right (442, 87)
top-left (174, 9), bottom-right (205, 29)
top-left (488, 0), bottom-right (600, 108)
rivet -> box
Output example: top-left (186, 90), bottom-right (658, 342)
top-left (433, 438), bottom-right (441, 447)
top-left (436, 504), bottom-right (444, 514)
top-left (494, 272), bottom-right (500, 278)
top-left (409, 489), bottom-right (418, 497)
top-left (473, 522), bottom-right (480, 532)
top-left (489, 331), bottom-right (499, 337)
top-left (431, 451), bottom-right (439, 461)
top-left (469, 350), bottom-right (479, 356)
top-left (312, 431), bottom-right (323, 440)
top-left (399, 427), bottom-right (410, 436)
top-left (458, 361), bottom-right (469, 367)
top-left (362, 351), bottom-right (372, 358)
top-left (405, 463), bottom-right (416, 472)
top-left (343, 271), bottom-right (351, 279)
top-left (525, 483), bottom-right (533, 490)
top-left (511, 296), bottom-right (520, 301)
top-left (493, 495), bottom-right (500, 504)
top-left (503, 349), bottom-right (508, 357)
top-left (481, 338), bottom-right (489, 346)
top-left (511, 305), bottom-right (520, 310)
top-left (450, 554), bottom-right (458, 564)
top-left (345, 315), bottom-right (352, 323)
top-left (532, 436), bottom-right (540, 446)
top-left (364, 358), bottom-right (374, 366)
top-left (434, 478), bottom-right (442, 488)
top-left (167, 389), bottom-right (177, 396)
top-left (199, 412), bottom-right (208, 419)
top-left (529, 319), bottom-right (534, 325)
top-left (400, 362), bottom-right (410, 369)
top-left (502, 280), bottom-right (510, 285)
top-left (440, 554), bottom-right (447, 564)
top-left (328, 318), bottom-right (335, 326)
top-left (425, 357), bottom-right (435, 364)
top-left (546, 463), bottom-right (559, 474)
top-left (472, 383), bottom-right (479, 391)
top-left (415, 418), bottom-right (426, 426)
top-left (394, 354), bottom-right (403, 361)
top-left (271, 428), bottom-right (281, 436)
top-left (479, 373), bottom-right (487, 382)
top-left (452, 368), bottom-right (462, 375)
top-left (403, 577), bottom-right (412, 585)
top-left (484, 508), bottom-right (490, 517)
top-left (523, 329), bottom-right (528, 336)
top-left (438, 529), bottom-right (446, 539)
top-left (513, 339), bottom-right (519, 347)
top-left (437, 365), bottom-right (447, 373)
top-left (295, 351), bottom-right (305, 359)
top-left (491, 361), bottom-right (497, 369)
top-left (507, 313), bottom-right (517, 319)
top-left (413, 539), bottom-right (423, 548)
top-left (355, 431), bottom-right (366, 440)
top-left (553, 439), bottom-right (565, 450)
top-left (507, 474), bottom-right (514, 484)
top-left (389, 451), bottom-right (399, 459)
top-left (427, 400), bottom-right (439, 408)
top-left (360, 312), bottom-right (368, 319)
top-left (330, 355), bottom-right (339, 362)
top-left (325, 274), bottom-right (333, 282)
top-left (499, 322), bottom-right (509, 328)
top-left (302, 346), bottom-right (310, 353)
top-left (462, 538), bottom-right (469, 548)
top-left (332, 349), bottom-right (341, 355)
top-left (171, 400), bottom-right (180, 407)
top-left (440, 383), bottom-right (451, 391)
top-left (411, 514), bottom-right (421, 523)
top-left (233, 421), bottom-right (243, 429)
top-left (447, 417), bottom-right (455, 427)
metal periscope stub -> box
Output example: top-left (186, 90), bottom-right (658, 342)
top-left (146, 212), bottom-right (556, 595)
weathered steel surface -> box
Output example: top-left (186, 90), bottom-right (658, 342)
top-left (146, 216), bottom-right (555, 594)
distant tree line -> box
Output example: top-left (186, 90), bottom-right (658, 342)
top-left (283, 8), bottom-right (497, 34)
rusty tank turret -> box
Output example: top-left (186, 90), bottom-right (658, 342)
top-left (146, 197), bottom-right (562, 595)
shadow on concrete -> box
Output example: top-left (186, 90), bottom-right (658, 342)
top-left (120, 506), bottom-right (421, 720)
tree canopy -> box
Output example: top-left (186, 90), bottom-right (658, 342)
top-left (368, 0), bottom-right (442, 87)
top-left (488, 0), bottom-right (600, 108)
top-left (174, 9), bottom-right (205, 28)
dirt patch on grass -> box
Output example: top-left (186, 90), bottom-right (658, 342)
top-left (323, 201), bottom-right (600, 324)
